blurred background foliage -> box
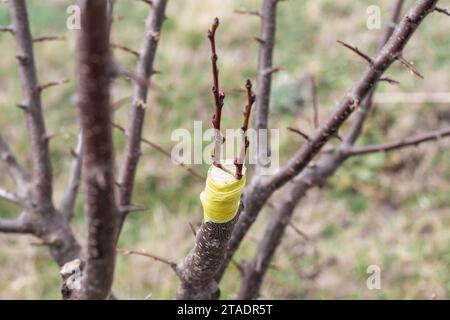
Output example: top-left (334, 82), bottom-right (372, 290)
top-left (0, 0), bottom-right (449, 299)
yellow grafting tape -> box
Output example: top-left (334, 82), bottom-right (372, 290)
top-left (200, 162), bottom-right (246, 223)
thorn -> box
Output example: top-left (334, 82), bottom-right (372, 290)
top-left (33, 35), bottom-right (65, 43)
top-left (263, 66), bottom-right (284, 76)
top-left (397, 56), bottom-right (424, 79)
top-left (337, 40), bottom-right (373, 64)
top-left (38, 79), bottom-right (70, 92)
top-left (254, 37), bottom-right (265, 44)
top-left (111, 42), bottom-right (140, 58)
top-left (434, 7), bottom-right (450, 16)
top-left (288, 222), bottom-right (309, 241)
top-left (287, 127), bottom-right (311, 142)
top-left (379, 77), bottom-right (400, 85)
top-left (15, 104), bottom-right (28, 111)
top-left (188, 221), bottom-right (197, 238)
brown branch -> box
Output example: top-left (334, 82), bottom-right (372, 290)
top-left (9, 0), bottom-right (54, 205)
top-left (117, 0), bottom-right (168, 242)
top-left (218, 0), bottom-right (434, 294)
top-left (60, 133), bottom-right (82, 220)
top-left (263, 0), bottom-right (436, 192)
top-left (234, 9), bottom-right (262, 18)
top-left (287, 126), bottom-right (311, 142)
top-left (434, 6), bottom-right (450, 16)
top-left (38, 79), bottom-right (70, 92)
top-left (117, 248), bottom-right (176, 268)
top-left (254, 0), bottom-right (278, 174)
top-left (379, 77), bottom-right (400, 85)
top-left (235, 79), bottom-right (256, 179)
top-left (346, 128), bottom-right (450, 156)
top-left (208, 17), bottom-right (225, 167)
top-left (138, 0), bottom-right (154, 6)
top-left (33, 35), bottom-right (65, 43)
top-left (76, 0), bottom-right (117, 300)
top-left (337, 40), bottom-right (373, 64)
top-left (111, 42), bottom-right (140, 58)
top-left (113, 123), bottom-right (205, 180)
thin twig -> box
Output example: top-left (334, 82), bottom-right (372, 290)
top-left (346, 128), bottom-right (450, 156)
top-left (287, 126), bottom-right (311, 142)
top-left (337, 40), bottom-right (373, 64)
top-left (379, 77), bottom-right (400, 85)
top-left (111, 42), bottom-right (139, 58)
top-left (188, 221), bottom-right (197, 238)
top-left (117, 248), bottom-right (177, 268)
top-left (434, 7), bottom-right (450, 16)
top-left (33, 35), bottom-right (65, 43)
top-left (38, 79), bottom-right (70, 92)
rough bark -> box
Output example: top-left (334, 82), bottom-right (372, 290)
top-left (76, 0), bottom-right (117, 300)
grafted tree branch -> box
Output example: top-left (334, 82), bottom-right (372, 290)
top-left (217, 0), bottom-right (438, 292)
top-left (76, 0), bottom-right (117, 300)
top-left (117, 0), bottom-right (168, 241)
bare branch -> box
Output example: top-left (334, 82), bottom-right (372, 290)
top-left (208, 17), bottom-right (225, 167)
top-left (117, 0), bottom-right (168, 241)
top-left (337, 40), bottom-right (373, 64)
top-left (76, 0), bottom-right (117, 300)
top-left (60, 133), bottom-right (82, 220)
top-left (217, 0), bottom-right (433, 292)
top-left (9, 0), bottom-right (54, 205)
top-left (346, 128), bottom-right (450, 156)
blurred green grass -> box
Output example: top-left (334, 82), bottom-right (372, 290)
top-left (0, 0), bottom-right (449, 299)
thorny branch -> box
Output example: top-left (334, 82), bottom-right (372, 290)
top-left (215, 0), bottom-right (440, 297)
top-left (117, 0), bottom-right (168, 241)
